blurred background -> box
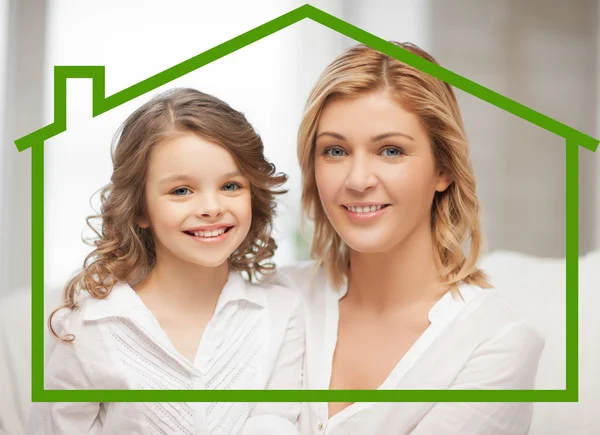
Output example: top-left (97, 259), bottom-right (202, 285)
top-left (0, 0), bottom-right (599, 434)
top-left (0, 0), bottom-right (597, 296)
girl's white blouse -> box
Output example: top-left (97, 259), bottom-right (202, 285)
top-left (273, 262), bottom-right (545, 435)
top-left (28, 272), bottom-right (304, 435)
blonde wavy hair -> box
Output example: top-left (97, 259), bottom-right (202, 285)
top-left (50, 88), bottom-right (287, 340)
top-left (298, 42), bottom-right (490, 291)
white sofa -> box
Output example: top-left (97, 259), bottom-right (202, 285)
top-left (1, 250), bottom-right (598, 435)
top-left (479, 249), bottom-right (600, 435)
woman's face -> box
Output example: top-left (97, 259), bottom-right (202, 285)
top-left (314, 91), bottom-right (450, 254)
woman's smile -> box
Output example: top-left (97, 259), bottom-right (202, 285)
top-left (342, 203), bottom-right (391, 222)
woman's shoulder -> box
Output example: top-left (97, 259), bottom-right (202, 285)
top-left (457, 285), bottom-right (545, 352)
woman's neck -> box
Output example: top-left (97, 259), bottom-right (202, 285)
top-left (346, 222), bottom-right (446, 314)
top-left (134, 252), bottom-right (228, 314)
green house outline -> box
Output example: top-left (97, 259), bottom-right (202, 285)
top-left (15, 4), bottom-right (598, 403)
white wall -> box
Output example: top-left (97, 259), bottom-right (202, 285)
top-left (597, 0), bottom-right (600, 251)
top-left (0, 0), bottom-right (8, 296)
top-left (0, 0), bottom-right (47, 297)
top-left (343, 0), bottom-right (431, 50)
top-left (429, 0), bottom-right (597, 258)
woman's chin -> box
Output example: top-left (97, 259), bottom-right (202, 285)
top-left (343, 236), bottom-right (396, 255)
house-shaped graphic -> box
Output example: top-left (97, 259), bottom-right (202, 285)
top-left (14, 4), bottom-right (598, 404)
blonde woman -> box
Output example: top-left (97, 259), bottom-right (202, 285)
top-left (275, 43), bottom-right (544, 434)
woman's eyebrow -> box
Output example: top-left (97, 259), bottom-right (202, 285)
top-left (371, 132), bottom-right (414, 141)
top-left (315, 131), bottom-right (346, 141)
top-left (315, 131), bottom-right (415, 142)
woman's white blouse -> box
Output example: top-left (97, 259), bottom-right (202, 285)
top-left (273, 262), bottom-right (545, 435)
top-left (28, 272), bottom-right (304, 435)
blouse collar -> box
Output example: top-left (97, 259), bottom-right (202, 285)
top-left (82, 271), bottom-right (265, 322)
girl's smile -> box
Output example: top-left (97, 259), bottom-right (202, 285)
top-left (183, 224), bottom-right (235, 243)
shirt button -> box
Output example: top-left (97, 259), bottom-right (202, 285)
top-left (318, 423), bottom-right (323, 430)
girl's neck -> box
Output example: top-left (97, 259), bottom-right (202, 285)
top-left (134, 253), bottom-right (229, 313)
top-left (346, 222), bottom-right (446, 314)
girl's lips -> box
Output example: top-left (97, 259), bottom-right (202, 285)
top-left (342, 204), bottom-right (390, 222)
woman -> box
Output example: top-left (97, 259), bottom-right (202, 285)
top-left (275, 42), bottom-right (544, 434)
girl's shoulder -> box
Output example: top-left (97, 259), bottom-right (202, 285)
top-left (44, 291), bottom-right (111, 372)
top-left (49, 301), bottom-right (87, 339)
top-left (48, 284), bottom-right (132, 339)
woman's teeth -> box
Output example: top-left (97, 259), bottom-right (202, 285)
top-left (190, 227), bottom-right (227, 238)
top-left (346, 205), bottom-right (385, 213)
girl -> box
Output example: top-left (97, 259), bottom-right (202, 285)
top-left (28, 88), bottom-right (304, 435)
top-left (275, 42), bottom-right (544, 434)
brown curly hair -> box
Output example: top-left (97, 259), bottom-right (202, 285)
top-left (50, 88), bottom-right (287, 341)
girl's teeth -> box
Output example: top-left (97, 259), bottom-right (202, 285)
top-left (348, 205), bottom-right (383, 213)
top-left (190, 228), bottom-right (227, 238)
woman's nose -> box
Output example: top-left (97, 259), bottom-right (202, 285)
top-left (345, 158), bottom-right (378, 192)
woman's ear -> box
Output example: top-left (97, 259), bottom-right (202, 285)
top-left (435, 170), bottom-right (453, 193)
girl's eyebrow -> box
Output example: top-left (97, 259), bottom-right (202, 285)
top-left (222, 170), bottom-right (243, 178)
top-left (315, 131), bottom-right (414, 142)
top-left (159, 174), bottom-right (194, 185)
top-left (159, 171), bottom-right (243, 185)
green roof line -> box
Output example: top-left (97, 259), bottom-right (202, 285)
top-left (14, 4), bottom-right (599, 152)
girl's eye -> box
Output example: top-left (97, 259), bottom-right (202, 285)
top-left (222, 182), bottom-right (241, 191)
top-left (324, 147), bottom-right (347, 157)
top-left (172, 187), bottom-right (191, 196)
top-left (380, 147), bottom-right (403, 157)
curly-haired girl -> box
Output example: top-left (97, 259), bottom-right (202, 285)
top-left (29, 88), bottom-right (303, 435)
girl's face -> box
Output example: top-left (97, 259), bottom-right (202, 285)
top-left (314, 91), bottom-right (450, 254)
top-left (138, 132), bottom-right (252, 268)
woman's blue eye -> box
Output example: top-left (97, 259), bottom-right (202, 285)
top-left (222, 182), bottom-right (240, 191)
top-left (381, 147), bottom-right (402, 157)
top-left (325, 147), bottom-right (346, 157)
top-left (173, 187), bottom-right (191, 196)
